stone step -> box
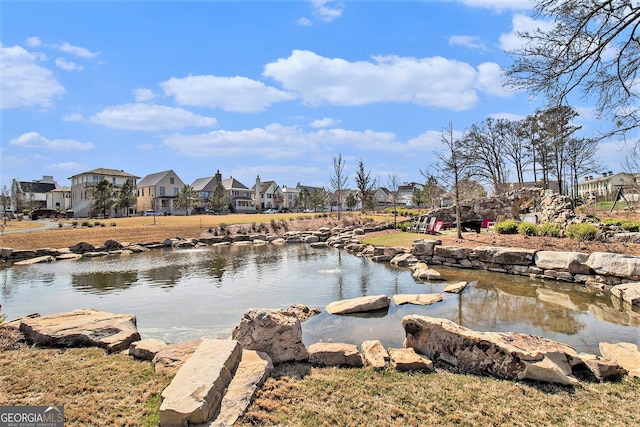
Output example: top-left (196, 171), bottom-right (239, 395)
top-left (159, 339), bottom-right (242, 427)
top-left (202, 350), bottom-right (273, 427)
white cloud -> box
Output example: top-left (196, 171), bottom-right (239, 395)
top-left (309, 117), bottom-right (341, 128)
top-left (448, 35), bottom-right (487, 51)
top-left (26, 37), bottom-right (41, 47)
top-left (264, 50), bottom-right (509, 110)
top-left (55, 57), bottom-right (83, 71)
top-left (62, 113), bottom-right (85, 122)
top-left (0, 45), bottom-right (65, 109)
top-left (162, 123), bottom-right (406, 158)
top-left (475, 62), bottom-right (514, 97)
top-left (161, 75), bottom-right (296, 113)
top-left (89, 103), bottom-right (218, 131)
top-left (133, 88), bottom-right (156, 102)
top-left (312, 1), bottom-right (344, 22)
top-left (10, 132), bottom-right (95, 150)
top-left (460, 0), bottom-right (533, 12)
top-left (59, 42), bottom-right (99, 58)
top-left (499, 14), bottom-right (554, 52)
top-left (297, 17), bottom-right (313, 26)
top-left (46, 161), bottom-right (85, 170)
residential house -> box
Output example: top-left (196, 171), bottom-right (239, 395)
top-left (191, 170), bottom-right (223, 208)
top-left (372, 187), bottom-right (391, 209)
top-left (136, 170), bottom-right (185, 215)
top-left (281, 185), bottom-right (300, 211)
top-left (330, 188), bottom-right (360, 212)
top-left (253, 176), bottom-right (283, 211)
top-left (11, 175), bottom-right (57, 212)
top-left (397, 182), bottom-right (424, 207)
top-left (69, 168), bottom-right (140, 217)
top-left (222, 176), bottom-right (254, 213)
top-left (296, 183), bottom-right (329, 211)
top-left (46, 187), bottom-right (71, 211)
top-left (577, 172), bottom-right (637, 201)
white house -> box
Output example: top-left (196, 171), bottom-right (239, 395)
top-left (46, 186), bottom-right (71, 211)
top-left (136, 170), bottom-right (185, 215)
top-left (253, 176), bottom-right (283, 211)
top-left (577, 172), bottom-right (637, 201)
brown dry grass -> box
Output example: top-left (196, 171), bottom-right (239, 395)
top-left (238, 363), bottom-right (640, 427)
top-left (0, 344), bottom-right (171, 426)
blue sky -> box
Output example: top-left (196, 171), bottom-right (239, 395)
top-left (0, 0), bottom-right (630, 192)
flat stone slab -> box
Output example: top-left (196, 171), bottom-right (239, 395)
top-left (411, 263), bottom-right (445, 281)
top-left (308, 342), bottom-right (363, 367)
top-left (610, 282), bottom-right (640, 306)
top-left (56, 253), bottom-right (83, 261)
top-left (19, 308), bottom-right (140, 353)
top-left (599, 342), bottom-right (640, 378)
top-left (129, 338), bottom-right (168, 361)
top-left (388, 347), bottom-right (434, 372)
top-left (153, 339), bottom-right (204, 375)
top-left (14, 255), bottom-right (54, 265)
top-left (361, 340), bottom-right (389, 370)
top-left (160, 339), bottom-right (242, 427)
top-left (209, 350), bottom-right (274, 427)
top-left (392, 294), bottom-right (442, 306)
top-left (443, 281), bottom-right (469, 294)
top-left (325, 294), bottom-right (390, 315)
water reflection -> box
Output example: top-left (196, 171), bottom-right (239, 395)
top-left (0, 245), bottom-right (637, 353)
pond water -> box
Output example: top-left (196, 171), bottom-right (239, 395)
top-left (1, 244), bottom-right (638, 354)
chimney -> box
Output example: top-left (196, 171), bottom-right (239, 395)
top-left (608, 171), bottom-right (613, 176)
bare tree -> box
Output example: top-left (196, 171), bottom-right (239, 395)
top-left (507, 0), bottom-right (640, 138)
top-left (433, 122), bottom-right (473, 239)
top-left (504, 119), bottom-right (531, 186)
top-left (354, 159), bottom-right (376, 213)
top-left (419, 168), bottom-right (444, 210)
top-left (330, 154), bottom-right (348, 220)
top-left (462, 117), bottom-right (509, 194)
top-left (566, 137), bottom-right (601, 203)
top-left (387, 172), bottom-right (400, 229)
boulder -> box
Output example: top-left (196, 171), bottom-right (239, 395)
top-left (153, 339), bottom-right (204, 375)
top-left (0, 247), bottom-right (14, 259)
top-left (286, 304), bottom-right (321, 322)
top-left (308, 342), bottom-right (363, 367)
top-left (575, 352), bottom-right (626, 381)
top-left (325, 295), bottom-right (391, 315)
top-left (19, 308), bottom-right (140, 353)
top-left (586, 252), bottom-right (640, 280)
top-left (411, 263), bottom-right (445, 281)
top-left (69, 241), bottom-right (96, 254)
top-left (388, 347), bottom-right (434, 372)
top-left (390, 253), bottom-right (419, 267)
top-left (534, 251), bottom-right (591, 274)
top-left (599, 342), bottom-right (640, 378)
top-left (159, 339), bottom-right (242, 426)
top-left (104, 239), bottom-right (123, 250)
top-left (129, 338), bottom-right (168, 361)
top-left (211, 350), bottom-right (274, 427)
top-left (472, 246), bottom-right (537, 266)
top-left (434, 246), bottom-right (473, 260)
top-left (411, 239), bottom-right (440, 257)
top-left (444, 281), bottom-right (469, 294)
top-left (402, 315), bottom-right (581, 385)
top-left (361, 340), bottom-right (389, 370)
top-left (231, 308), bottom-right (308, 363)
top-left (392, 294), bottom-right (442, 306)
top-left (609, 282), bottom-right (640, 306)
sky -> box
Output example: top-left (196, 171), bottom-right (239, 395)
top-left (0, 0), bottom-right (632, 192)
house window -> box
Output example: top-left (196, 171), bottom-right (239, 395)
top-left (170, 177), bottom-right (175, 184)
top-left (159, 186), bottom-right (165, 196)
top-left (112, 177), bottom-right (116, 184)
top-left (141, 189), bottom-right (144, 196)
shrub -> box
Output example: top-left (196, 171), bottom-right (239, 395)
top-left (493, 219), bottom-right (518, 234)
top-left (620, 220), bottom-right (640, 232)
top-left (110, 222), bottom-right (116, 227)
top-left (538, 222), bottom-right (562, 237)
top-left (566, 223), bottom-right (599, 241)
top-left (601, 218), bottom-right (622, 226)
top-left (517, 222), bottom-right (538, 236)
top-left (81, 221), bottom-right (89, 227)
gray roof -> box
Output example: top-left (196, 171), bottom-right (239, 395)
top-left (137, 170), bottom-right (178, 188)
top-left (191, 176), bottom-right (218, 192)
top-left (222, 178), bottom-right (248, 190)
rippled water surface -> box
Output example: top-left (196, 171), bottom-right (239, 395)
top-left (1, 244), bottom-right (638, 353)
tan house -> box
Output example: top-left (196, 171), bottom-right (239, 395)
top-left (69, 168), bottom-right (139, 217)
top-left (191, 170), bottom-right (223, 208)
top-left (253, 176), bottom-right (283, 211)
top-left (136, 170), bottom-right (185, 214)
top-left (46, 186), bottom-right (71, 211)
top-left (577, 172), bottom-right (636, 201)
top-left (281, 185), bottom-right (300, 211)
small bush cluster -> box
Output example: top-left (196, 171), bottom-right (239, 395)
top-left (566, 223), bottom-right (599, 241)
top-left (493, 219), bottom-right (518, 234)
top-left (620, 220), bottom-right (640, 232)
top-left (517, 222), bottom-right (538, 236)
top-left (538, 222), bottom-right (562, 237)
